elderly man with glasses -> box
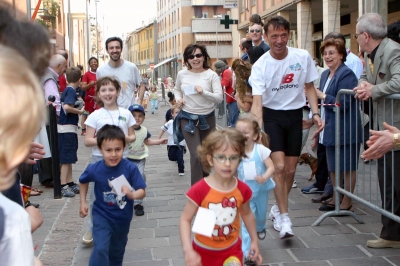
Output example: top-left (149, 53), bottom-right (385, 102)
top-left (353, 13), bottom-right (400, 249)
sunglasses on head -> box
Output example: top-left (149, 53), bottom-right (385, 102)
top-left (250, 29), bottom-right (262, 33)
top-left (188, 53), bottom-right (203, 59)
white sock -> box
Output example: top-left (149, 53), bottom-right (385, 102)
top-left (280, 213), bottom-right (289, 220)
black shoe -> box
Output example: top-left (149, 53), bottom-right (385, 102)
top-left (25, 201), bottom-right (39, 208)
top-left (319, 203), bottom-right (335, 212)
top-left (41, 180), bottom-right (53, 188)
top-left (134, 204), bottom-right (144, 216)
top-left (311, 193), bottom-right (333, 203)
top-left (257, 229), bottom-right (266, 240)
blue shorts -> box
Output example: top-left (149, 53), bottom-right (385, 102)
top-left (58, 132), bottom-right (78, 164)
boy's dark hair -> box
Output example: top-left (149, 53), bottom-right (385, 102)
top-left (77, 64), bottom-right (83, 71)
top-left (66, 66), bottom-right (82, 83)
top-left (96, 124), bottom-right (126, 148)
top-left (264, 15), bottom-right (290, 35)
top-left (88, 56), bottom-right (98, 64)
top-left (105, 37), bottom-right (123, 51)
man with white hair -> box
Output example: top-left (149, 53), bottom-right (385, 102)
top-left (42, 54), bottom-right (67, 117)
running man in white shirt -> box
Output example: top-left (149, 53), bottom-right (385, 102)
top-left (250, 16), bottom-right (324, 239)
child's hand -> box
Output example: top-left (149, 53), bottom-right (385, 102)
top-left (254, 175), bottom-right (267, 184)
top-left (248, 243), bottom-right (262, 266)
top-left (121, 185), bottom-right (132, 197)
top-left (80, 202), bottom-right (88, 218)
top-left (184, 249), bottom-right (202, 266)
top-left (159, 138), bottom-right (168, 145)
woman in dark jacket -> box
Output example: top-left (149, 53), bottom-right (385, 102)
top-left (315, 38), bottom-right (362, 212)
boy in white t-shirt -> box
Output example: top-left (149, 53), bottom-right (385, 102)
top-left (158, 105), bottom-right (186, 176)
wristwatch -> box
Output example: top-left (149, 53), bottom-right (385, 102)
top-left (393, 133), bottom-right (400, 148)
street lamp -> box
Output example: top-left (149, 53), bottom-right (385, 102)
top-left (95, 0), bottom-right (100, 60)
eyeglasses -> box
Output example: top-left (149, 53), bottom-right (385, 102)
top-left (322, 51), bottom-right (337, 57)
top-left (249, 29), bottom-right (262, 33)
top-left (213, 155), bottom-right (241, 164)
top-left (188, 53), bottom-right (203, 59)
top-left (354, 32), bottom-right (365, 39)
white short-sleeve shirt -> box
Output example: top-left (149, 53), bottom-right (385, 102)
top-left (250, 47), bottom-right (319, 110)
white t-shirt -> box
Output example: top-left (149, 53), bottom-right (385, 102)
top-left (96, 60), bottom-right (142, 109)
top-left (345, 50), bottom-right (363, 79)
top-left (242, 144), bottom-right (271, 163)
top-left (250, 47), bottom-right (319, 110)
top-left (0, 193), bottom-right (34, 266)
top-left (161, 119), bottom-right (186, 146)
top-left (174, 69), bottom-right (223, 115)
top-left (85, 107), bottom-right (136, 157)
top-left (144, 91), bottom-right (150, 100)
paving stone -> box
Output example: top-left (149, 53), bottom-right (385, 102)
top-left (329, 256), bottom-right (394, 266)
top-left (126, 237), bottom-right (169, 249)
top-left (130, 219), bottom-right (158, 229)
top-left (148, 210), bottom-right (182, 219)
top-left (155, 226), bottom-right (180, 237)
top-left (280, 261), bottom-right (330, 266)
top-left (259, 249), bottom-right (295, 264)
top-left (122, 248), bottom-right (153, 261)
top-left (158, 217), bottom-right (180, 227)
top-left (123, 260), bottom-right (171, 266)
top-left (168, 235), bottom-right (181, 246)
top-left (292, 246), bottom-right (367, 261)
top-left (152, 204), bottom-right (186, 212)
top-left (311, 224), bottom-right (356, 235)
top-left (153, 246), bottom-right (184, 259)
top-left (129, 228), bottom-right (155, 238)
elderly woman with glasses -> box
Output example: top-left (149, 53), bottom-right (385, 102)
top-left (314, 37), bottom-right (362, 212)
top-left (174, 44), bottom-right (223, 185)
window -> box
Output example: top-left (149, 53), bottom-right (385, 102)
top-left (194, 6), bottom-right (202, 18)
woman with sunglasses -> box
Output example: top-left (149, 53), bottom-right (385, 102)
top-left (174, 44), bottom-right (223, 185)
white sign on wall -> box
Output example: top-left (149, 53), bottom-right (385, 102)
top-left (224, 0), bottom-right (238, 8)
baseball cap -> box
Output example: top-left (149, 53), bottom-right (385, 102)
top-left (128, 104), bottom-right (145, 115)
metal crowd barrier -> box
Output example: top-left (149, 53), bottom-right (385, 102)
top-left (215, 92), bottom-right (228, 129)
top-left (313, 90), bottom-right (400, 226)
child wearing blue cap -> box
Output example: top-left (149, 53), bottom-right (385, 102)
top-left (127, 104), bottom-right (168, 216)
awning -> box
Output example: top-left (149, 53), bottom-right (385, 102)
top-left (194, 33), bottom-right (232, 42)
top-left (154, 57), bottom-right (177, 69)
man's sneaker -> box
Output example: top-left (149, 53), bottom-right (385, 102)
top-left (61, 186), bottom-right (75, 197)
top-left (269, 204), bottom-right (281, 232)
top-left (292, 180), bottom-right (297, 188)
top-left (178, 173), bottom-right (185, 176)
top-left (69, 183), bottom-right (80, 194)
top-left (134, 204), bottom-right (145, 216)
top-left (301, 184), bottom-right (324, 194)
top-left (279, 217), bottom-right (294, 239)
top-left (82, 231), bottom-right (93, 245)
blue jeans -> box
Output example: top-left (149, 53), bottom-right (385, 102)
top-left (227, 102), bottom-right (239, 127)
top-left (167, 145), bottom-right (185, 173)
top-left (150, 99), bottom-right (158, 113)
top-left (89, 214), bottom-right (130, 266)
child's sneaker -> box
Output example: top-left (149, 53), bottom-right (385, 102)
top-left (61, 186), bottom-right (75, 197)
top-left (82, 231), bottom-right (93, 245)
top-left (269, 204), bottom-right (281, 232)
top-left (69, 183), bottom-right (80, 194)
top-left (179, 173), bottom-right (185, 176)
top-left (134, 204), bottom-right (144, 216)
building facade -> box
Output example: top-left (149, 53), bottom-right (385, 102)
top-left (156, 0), bottom-right (237, 80)
top-left (237, 0), bottom-right (400, 63)
top-left (126, 21), bottom-right (156, 75)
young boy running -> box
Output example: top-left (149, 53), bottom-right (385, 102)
top-left (127, 104), bottom-right (168, 216)
top-left (158, 105), bottom-right (186, 176)
top-left (79, 125), bottom-right (146, 265)
top-left (58, 66), bottom-right (85, 197)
